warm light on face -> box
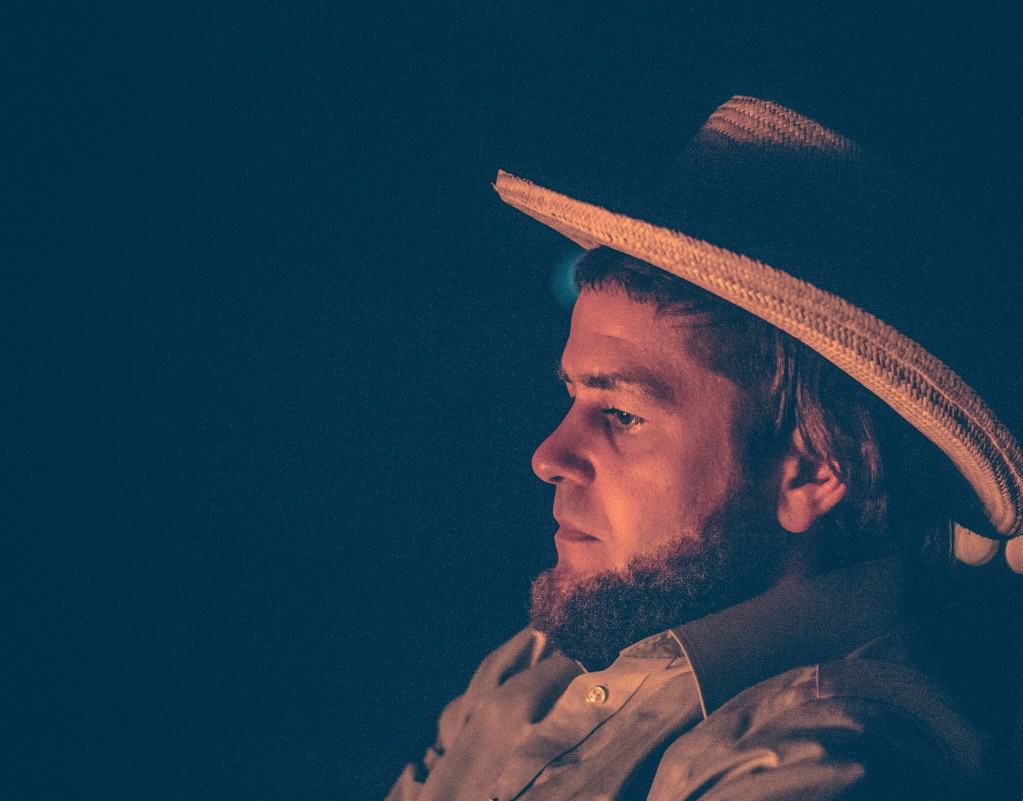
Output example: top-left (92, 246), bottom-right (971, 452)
top-left (532, 288), bottom-right (750, 579)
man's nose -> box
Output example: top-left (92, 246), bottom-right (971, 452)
top-left (531, 412), bottom-right (595, 486)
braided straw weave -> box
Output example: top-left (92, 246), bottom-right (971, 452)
top-left (494, 100), bottom-right (1023, 542)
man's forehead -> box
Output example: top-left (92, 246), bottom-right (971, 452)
top-left (558, 288), bottom-right (745, 406)
top-left (563, 290), bottom-right (701, 369)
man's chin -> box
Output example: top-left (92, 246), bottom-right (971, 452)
top-left (528, 565), bottom-right (580, 632)
top-left (528, 501), bottom-right (784, 670)
top-left (529, 561), bottom-right (659, 670)
top-left (531, 560), bottom-right (622, 622)
top-left (548, 561), bottom-right (601, 592)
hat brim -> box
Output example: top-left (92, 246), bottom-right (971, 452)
top-left (494, 169), bottom-right (1023, 543)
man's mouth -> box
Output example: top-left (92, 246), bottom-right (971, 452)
top-left (555, 526), bottom-right (599, 543)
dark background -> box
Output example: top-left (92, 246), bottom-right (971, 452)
top-left (9, 3), bottom-right (1022, 799)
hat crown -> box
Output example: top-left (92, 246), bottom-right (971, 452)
top-left (650, 96), bottom-right (932, 351)
top-left (697, 96), bottom-right (860, 158)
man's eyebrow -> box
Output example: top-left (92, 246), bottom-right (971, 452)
top-left (555, 364), bottom-right (675, 404)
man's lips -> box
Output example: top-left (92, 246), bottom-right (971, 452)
top-left (554, 526), bottom-right (599, 543)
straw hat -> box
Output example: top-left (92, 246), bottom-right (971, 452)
top-left (494, 95), bottom-right (1023, 571)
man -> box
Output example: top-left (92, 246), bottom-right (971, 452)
top-left (387, 96), bottom-right (1023, 800)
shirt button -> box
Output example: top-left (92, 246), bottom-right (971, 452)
top-left (585, 685), bottom-right (609, 704)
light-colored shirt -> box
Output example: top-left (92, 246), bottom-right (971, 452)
top-left (387, 559), bottom-right (986, 800)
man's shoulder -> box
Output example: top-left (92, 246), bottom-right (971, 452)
top-left (724, 655), bottom-right (981, 760)
top-left (648, 653), bottom-right (987, 801)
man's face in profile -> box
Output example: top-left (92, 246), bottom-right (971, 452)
top-left (529, 287), bottom-right (786, 666)
top-left (533, 287), bottom-right (753, 582)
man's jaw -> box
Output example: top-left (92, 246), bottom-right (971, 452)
top-left (531, 484), bottom-right (789, 669)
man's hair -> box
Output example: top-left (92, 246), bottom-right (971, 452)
top-left (574, 247), bottom-right (950, 564)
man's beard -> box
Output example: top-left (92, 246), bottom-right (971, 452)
top-left (529, 487), bottom-right (786, 670)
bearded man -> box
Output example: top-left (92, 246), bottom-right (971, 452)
top-left (386, 96), bottom-right (1023, 801)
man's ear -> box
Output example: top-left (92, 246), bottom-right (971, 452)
top-left (776, 429), bottom-right (848, 533)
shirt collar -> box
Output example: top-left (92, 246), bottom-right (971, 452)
top-left (667, 557), bottom-right (905, 717)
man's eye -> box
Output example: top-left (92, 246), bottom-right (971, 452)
top-left (601, 407), bottom-right (644, 430)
